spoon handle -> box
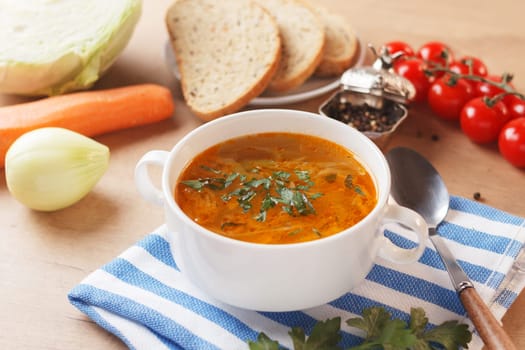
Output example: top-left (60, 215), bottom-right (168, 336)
top-left (459, 287), bottom-right (517, 350)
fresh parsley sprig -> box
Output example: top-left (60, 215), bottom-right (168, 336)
top-left (248, 306), bottom-right (472, 350)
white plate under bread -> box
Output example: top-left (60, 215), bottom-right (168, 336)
top-left (164, 37), bottom-right (366, 106)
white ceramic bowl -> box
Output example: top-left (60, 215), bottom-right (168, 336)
top-left (135, 109), bottom-right (427, 311)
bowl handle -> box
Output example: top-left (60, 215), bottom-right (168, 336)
top-left (134, 150), bottom-right (169, 206)
top-left (377, 204), bottom-right (429, 264)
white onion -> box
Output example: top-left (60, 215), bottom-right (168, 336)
top-left (5, 127), bottom-right (110, 211)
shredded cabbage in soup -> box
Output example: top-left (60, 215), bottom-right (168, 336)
top-left (175, 132), bottom-right (377, 244)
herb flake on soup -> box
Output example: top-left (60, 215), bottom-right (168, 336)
top-left (175, 132), bottom-right (377, 244)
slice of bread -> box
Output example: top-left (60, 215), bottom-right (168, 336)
top-left (165, 0), bottom-right (281, 121)
top-left (308, 2), bottom-right (359, 77)
top-left (253, 0), bottom-right (325, 92)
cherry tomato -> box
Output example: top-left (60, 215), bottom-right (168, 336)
top-left (393, 58), bottom-right (431, 103)
top-left (498, 117), bottom-right (525, 168)
top-left (450, 56), bottom-right (488, 77)
top-left (447, 61), bottom-right (475, 91)
top-left (428, 76), bottom-right (474, 120)
top-left (417, 41), bottom-right (454, 66)
top-left (504, 94), bottom-right (525, 120)
top-left (384, 41), bottom-right (414, 57)
top-left (449, 61), bottom-right (469, 75)
top-left (474, 75), bottom-right (504, 97)
top-left (460, 97), bottom-right (509, 143)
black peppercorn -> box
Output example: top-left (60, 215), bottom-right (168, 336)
top-left (323, 97), bottom-right (405, 133)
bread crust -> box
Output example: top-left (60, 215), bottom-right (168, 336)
top-left (312, 3), bottom-right (359, 77)
top-left (166, 0), bottom-right (281, 121)
top-left (254, 0), bottom-right (325, 93)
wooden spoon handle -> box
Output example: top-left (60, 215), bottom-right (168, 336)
top-left (459, 287), bottom-right (517, 350)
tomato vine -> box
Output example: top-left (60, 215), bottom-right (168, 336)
top-left (383, 40), bottom-right (525, 168)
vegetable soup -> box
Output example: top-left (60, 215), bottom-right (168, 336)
top-left (174, 132), bottom-right (377, 244)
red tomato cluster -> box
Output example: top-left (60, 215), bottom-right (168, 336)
top-left (384, 40), bottom-right (525, 168)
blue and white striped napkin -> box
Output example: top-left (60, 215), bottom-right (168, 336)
top-left (68, 196), bottom-right (525, 350)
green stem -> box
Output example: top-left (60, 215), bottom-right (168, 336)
top-left (490, 91), bottom-right (525, 105)
top-left (427, 66), bottom-right (514, 91)
top-left (423, 62), bottom-right (525, 106)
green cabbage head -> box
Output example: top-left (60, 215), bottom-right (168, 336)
top-left (0, 0), bottom-right (142, 96)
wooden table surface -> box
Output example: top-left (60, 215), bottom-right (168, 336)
top-left (1, 1), bottom-right (524, 349)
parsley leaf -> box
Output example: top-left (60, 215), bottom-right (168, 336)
top-left (248, 333), bottom-right (280, 350)
top-left (294, 170), bottom-right (311, 182)
top-left (180, 179), bottom-right (205, 190)
top-left (199, 165), bottom-right (222, 174)
top-left (346, 306), bottom-right (392, 340)
top-left (348, 319), bottom-right (416, 349)
top-left (407, 310), bottom-right (472, 349)
top-left (344, 175), bottom-right (365, 196)
top-left (408, 307), bottom-right (428, 337)
top-left (420, 320), bottom-right (472, 350)
top-left (290, 318), bottom-right (342, 350)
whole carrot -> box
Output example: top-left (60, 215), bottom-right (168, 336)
top-left (0, 84), bottom-right (175, 168)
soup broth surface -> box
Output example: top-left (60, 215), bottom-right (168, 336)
top-left (175, 132), bottom-right (377, 244)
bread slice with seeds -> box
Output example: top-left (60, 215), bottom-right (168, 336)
top-left (308, 2), bottom-right (359, 77)
top-left (165, 0), bottom-right (281, 121)
top-left (253, 0), bottom-right (325, 92)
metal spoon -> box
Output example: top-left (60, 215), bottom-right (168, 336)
top-left (386, 147), bottom-right (517, 350)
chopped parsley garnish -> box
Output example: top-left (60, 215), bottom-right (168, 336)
top-left (344, 174), bottom-right (365, 196)
top-left (180, 166), bottom-right (323, 222)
